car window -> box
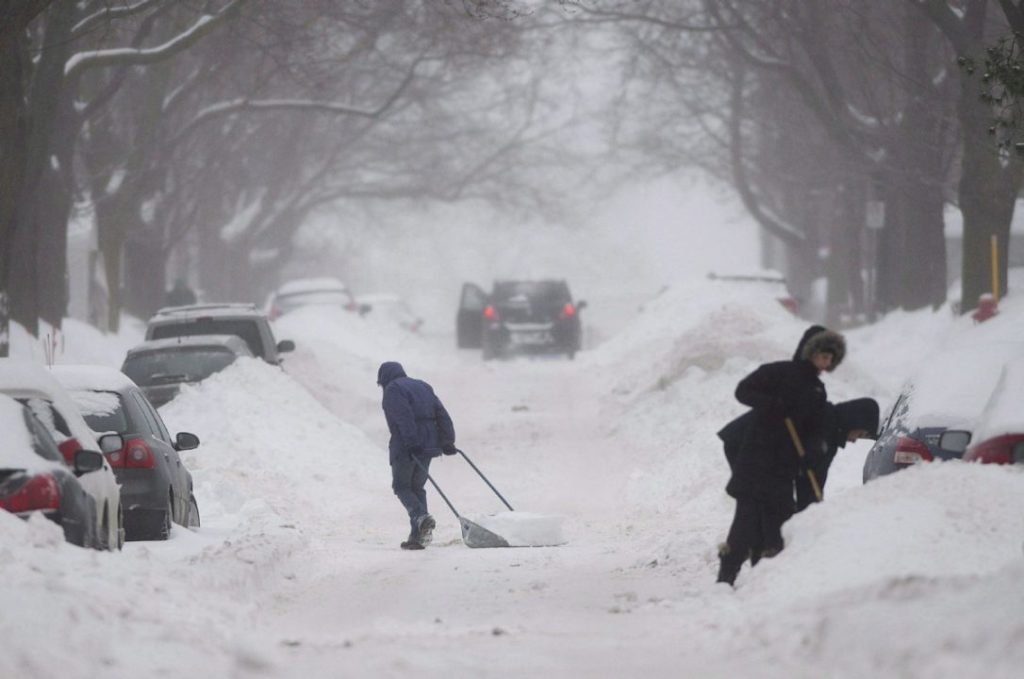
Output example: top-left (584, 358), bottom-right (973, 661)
top-left (493, 282), bottom-right (571, 306)
top-left (881, 392), bottom-right (910, 435)
top-left (275, 290), bottom-right (352, 313)
top-left (69, 390), bottom-right (129, 435)
top-left (23, 408), bottom-right (63, 462)
top-left (460, 284), bottom-right (488, 312)
top-left (19, 397), bottom-right (72, 438)
top-left (150, 319), bottom-right (266, 358)
top-left (132, 390), bottom-right (171, 443)
top-left (123, 347), bottom-right (239, 386)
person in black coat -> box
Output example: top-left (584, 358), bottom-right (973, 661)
top-left (377, 361), bottom-right (457, 550)
top-left (794, 397), bottom-right (879, 512)
top-left (716, 329), bottom-right (846, 586)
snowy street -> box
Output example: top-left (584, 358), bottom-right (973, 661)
top-left (4, 280), bottom-right (1023, 678)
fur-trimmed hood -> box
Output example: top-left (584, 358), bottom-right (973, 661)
top-left (800, 330), bottom-right (846, 371)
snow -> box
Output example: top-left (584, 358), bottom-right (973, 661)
top-left (470, 511), bottom-right (566, 547)
top-left (274, 276), bottom-right (349, 295)
top-left (972, 358), bottom-right (1024, 441)
top-left (3, 276), bottom-right (1024, 678)
top-left (0, 395), bottom-right (51, 471)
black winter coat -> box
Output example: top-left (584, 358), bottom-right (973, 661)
top-left (725, 359), bottom-right (827, 503)
top-left (378, 362), bottom-right (455, 462)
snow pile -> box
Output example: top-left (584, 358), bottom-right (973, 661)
top-left (471, 511), bottom-right (566, 547)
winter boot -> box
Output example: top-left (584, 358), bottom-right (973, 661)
top-left (417, 514), bottom-right (436, 547)
top-left (716, 543), bottom-right (743, 586)
top-left (401, 539), bottom-right (425, 550)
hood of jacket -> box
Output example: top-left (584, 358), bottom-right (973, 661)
top-left (834, 397), bottom-right (880, 443)
top-left (377, 361), bottom-right (407, 387)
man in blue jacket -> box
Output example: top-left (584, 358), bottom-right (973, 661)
top-left (377, 361), bottom-right (457, 550)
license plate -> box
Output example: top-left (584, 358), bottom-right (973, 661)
top-left (513, 331), bottom-right (551, 345)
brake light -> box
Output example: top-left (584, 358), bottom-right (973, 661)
top-left (561, 303), bottom-right (576, 318)
top-left (483, 305), bottom-right (499, 321)
top-left (0, 475), bottom-right (61, 513)
top-left (57, 437), bottom-right (82, 466)
top-left (893, 436), bottom-right (933, 465)
top-left (108, 438), bottom-right (155, 469)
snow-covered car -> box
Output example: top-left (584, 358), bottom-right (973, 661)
top-left (863, 342), bottom-right (1024, 481)
top-left (0, 359), bottom-right (125, 550)
top-left (52, 365), bottom-right (201, 541)
top-left (266, 277), bottom-right (367, 320)
top-left (357, 293), bottom-right (423, 333)
top-left (145, 303), bottom-right (294, 365)
top-left (0, 394), bottom-right (108, 548)
top-left (121, 335), bottom-right (254, 408)
top-left (936, 357), bottom-right (1024, 465)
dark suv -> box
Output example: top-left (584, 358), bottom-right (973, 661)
top-left (145, 303), bottom-right (294, 365)
top-left (457, 280), bottom-right (586, 359)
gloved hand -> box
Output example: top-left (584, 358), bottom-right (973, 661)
top-left (442, 443), bottom-right (458, 456)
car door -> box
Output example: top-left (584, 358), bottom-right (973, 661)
top-left (130, 390), bottom-right (188, 520)
top-left (456, 282), bottom-right (488, 348)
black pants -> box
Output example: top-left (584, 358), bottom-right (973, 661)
top-left (718, 496), bottom-right (791, 585)
top-left (391, 453), bottom-right (431, 537)
top-left (795, 461), bottom-right (831, 513)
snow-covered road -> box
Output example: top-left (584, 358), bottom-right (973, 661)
top-left (4, 281), bottom-right (1024, 678)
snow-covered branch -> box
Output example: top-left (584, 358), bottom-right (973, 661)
top-left (64, 0), bottom-right (245, 80)
top-left (71, 0), bottom-right (164, 39)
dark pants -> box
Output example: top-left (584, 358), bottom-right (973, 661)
top-left (391, 453), bottom-right (431, 537)
top-left (718, 496), bottom-right (791, 585)
top-left (795, 462), bottom-right (830, 512)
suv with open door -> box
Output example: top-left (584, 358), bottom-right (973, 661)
top-left (457, 280), bottom-right (586, 359)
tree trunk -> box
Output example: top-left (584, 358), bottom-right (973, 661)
top-left (957, 71), bottom-right (1023, 310)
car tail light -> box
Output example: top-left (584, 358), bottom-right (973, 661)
top-left (108, 438), bottom-right (155, 469)
top-left (967, 434), bottom-right (1024, 465)
top-left (483, 305), bottom-right (499, 321)
top-left (57, 437), bottom-right (83, 466)
top-left (893, 436), bottom-right (933, 465)
top-left (0, 475), bottom-right (61, 514)
top-left (561, 303), bottom-right (576, 318)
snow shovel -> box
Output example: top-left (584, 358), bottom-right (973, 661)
top-left (410, 455), bottom-right (511, 548)
top-left (784, 417), bottom-right (823, 502)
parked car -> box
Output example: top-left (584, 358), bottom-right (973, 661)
top-left (0, 394), bottom-right (109, 548)
top-left (863, 342), bottom-right (1024, 482)
top-left (357, 293), bottom-right (423, 333)
top-left (51, 365), bottom-right (201, 541)
top-left (145, 303), bottom-right (294, 365)
top-left (121, 335), bottom-right (254, 408)
top-left (938, 357), bottom-right (1024, 465)
top-left (266, 277), bottom-right (367, 320)
top-left (457, 280), bottom-right (587, 360)
top-left (0, 359), bottom-right (125, 550)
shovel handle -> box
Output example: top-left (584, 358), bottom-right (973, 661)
top-left (456, 449), bottom-right (515, 512)
top-left (784, 417), bottom-right (823, 503)
top-left (410, 455), bottom-right (462, 519)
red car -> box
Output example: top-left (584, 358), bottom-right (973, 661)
top-left (941, 358), bottom-right (1024, 465)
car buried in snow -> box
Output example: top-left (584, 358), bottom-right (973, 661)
top-left (457, 279), bottom-right (587, 360)
top-left (0, 359), bottom-right (125, 550)
top-left (863, 342), bottom-right (1024, 482)
top-left (0, 394), bottom-right (110, 549)
top-left (145, 303), bottom-right (294, 365)
top-left (265, 277), bottom-right (369, 320)
top-left (121, 334), bottom-right (254, 408)
top-left (51, 365), bottom-right (201, 541)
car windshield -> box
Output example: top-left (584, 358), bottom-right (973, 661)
top-left (123, 347), bottom-right (239, 386)
top-left (150, 319), bottom-right (264, 358)
top-left (69, 390), bottom-right (128, 435)
top-left (493, 282), bottom-right (570, 307)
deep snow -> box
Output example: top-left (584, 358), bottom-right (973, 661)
top-left (2, 279), bottom-right (1023, 678)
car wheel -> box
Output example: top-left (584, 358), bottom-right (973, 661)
top-left (159, 494), bottom-right (173, 540)
top-left (187, 495), bottom-right (201, 529)
top-left (116, 503), bottom-right (125, 550)
top-left (100, 502), bottom-right (111, 550)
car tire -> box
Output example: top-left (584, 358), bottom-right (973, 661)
top-left (187, 495), bottom-right (201, 529)
top-left (159, 495), bottom-right (173, 540)
top-left (100, 501), bottom-right (111, 551)
top-left (116, 503), bottom-right (125, 550)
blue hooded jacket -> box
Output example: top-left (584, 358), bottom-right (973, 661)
top-left (378, 361), bottom-right (455, 460)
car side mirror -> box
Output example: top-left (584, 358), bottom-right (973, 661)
top-left (576, 300), bottom-right (588, 310)
top-left (174, 432), bottom-right (200, 451)
top-left (939, 430), bottom-right (971, 454)
top-left (74, 449), bottom-right (104, 475)
top-left (97, 433), bottom-right (124, 454)
top-left (277, 339), bottom-right (295, 353)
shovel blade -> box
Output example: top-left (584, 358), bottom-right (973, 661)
top-left (460, 517), bottom-right (510, 548)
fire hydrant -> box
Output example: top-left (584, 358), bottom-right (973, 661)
top-left (972, 293), bottom-right (999, 323)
